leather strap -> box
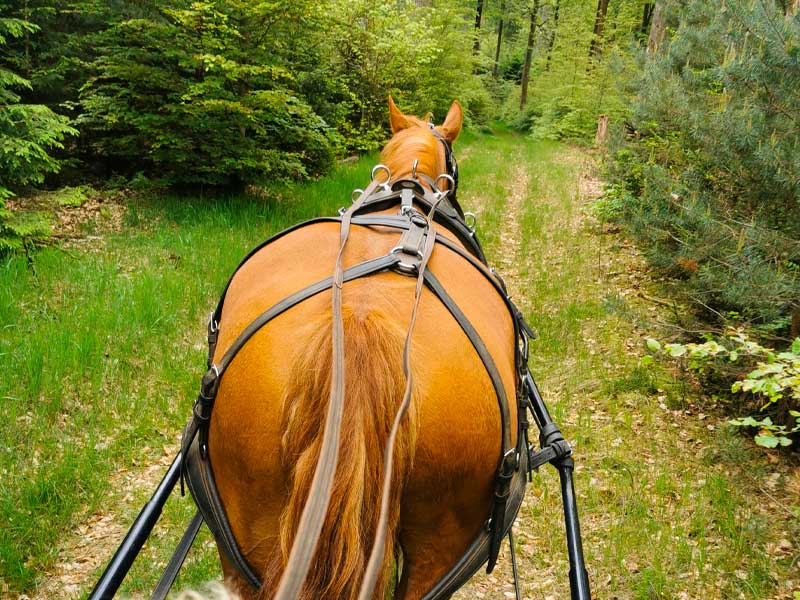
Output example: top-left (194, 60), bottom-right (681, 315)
top-left (422, 270), bottom-right (515, 572)
top-left (419, 443), bottom-right (528, 600)
top-left (273, 177), bottom-right (383, 599)
top-left (150, 511), bottom-right (203, 600)
top-left (358, 206), bottom-right (438, 600)
top-left (183, 429), bottom-right (261, 588)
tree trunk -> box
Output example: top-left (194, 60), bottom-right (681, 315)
top-left (647, 3), bottom-right (666, 53)
top-left (791, 306), bottom-right (800, 340)
top-left (595, 115), bottom-right (609, 146)
top-left (520, 0), bottom-right (540, 109)
top-left (588, 0), bottom-right (610, 61)
top-left (545, 0), bottom-right (561, 72)
top-left (474, 0), bottom-right (485, 54)
top-left (641, 2), bottom-right (655, 37)
top-left (493, 0), bottom-right (506, 78)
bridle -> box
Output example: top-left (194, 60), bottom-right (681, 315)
top-left (428, 124), bottom-right (459, 207)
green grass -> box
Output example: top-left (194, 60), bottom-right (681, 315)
top-left (2, 131), bottom-right (798, 599)
top-left (0, 156), bottom-right (377, 594)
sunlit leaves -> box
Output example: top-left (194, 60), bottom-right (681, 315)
top-left (646, 329), bottom-right (800, 448)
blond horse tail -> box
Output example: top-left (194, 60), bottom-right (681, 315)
top-left (261, 307), bottom-right (416, 600)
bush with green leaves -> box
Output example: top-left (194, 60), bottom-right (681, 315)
top-left (646, 332), bottom-right (800, 448)
top-left (78, 2), bottom-right (335, 187)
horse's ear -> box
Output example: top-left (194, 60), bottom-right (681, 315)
top-left (440, 100), bottom-right (463, 143)
top-left (388, 96), bottom-right (412, 133)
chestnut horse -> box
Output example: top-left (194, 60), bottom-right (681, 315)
top-left (205, 98), bottom-right (518, 599)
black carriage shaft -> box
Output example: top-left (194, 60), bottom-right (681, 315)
top-left (88, 453), bottom-right (182, 600)
top-left (525, 371), bottom-right (591, 600)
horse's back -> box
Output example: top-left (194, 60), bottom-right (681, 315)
top-left (208, 221), bottom-right (518, 598)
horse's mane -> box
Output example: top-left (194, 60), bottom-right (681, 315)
top-left (379, 116), bottom-right (443, 182)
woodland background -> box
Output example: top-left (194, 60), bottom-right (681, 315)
top-left (1, 0), bottom-right (799, 595)
top-left (5, 0), bottom-right (797, 439)
top-left (2, 0), bottom-right (798, 335)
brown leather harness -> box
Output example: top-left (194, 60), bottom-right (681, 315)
top-left (181, 170), bottom-right (543, 597)
top-left (89, 138), bottom-right (590, 600)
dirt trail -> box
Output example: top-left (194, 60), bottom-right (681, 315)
top-left (451, 147), bottom-right (601, 600)
top-left (30, 447), bottom-right (178, 599)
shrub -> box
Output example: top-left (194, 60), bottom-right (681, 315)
top-left (0, 16), bottom-right (75, 252)
top-left (608, 0), bottom-right (800, 333)
top-left (647, 332), bottom-right (800, 448)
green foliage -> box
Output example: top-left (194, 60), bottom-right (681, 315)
top-left (0, 16), bottom-right (75, 251)
top-left (71, 0), bottom-right (495, 182)
top-left (486, 0), bottom-right (644, 141)
top-left (78, 2), bottom-right (335, 187)
top-left (317, 0), bottom-right (488, 152)
top-left (51, 185), bottom-right (89, 207)
top-left (647, 331), bottom-right (800, 448)
top-left (609, 0), bottom-right (800, 331)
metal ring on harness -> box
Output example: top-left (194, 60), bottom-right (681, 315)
top-left (371, 164), bottom-right (391, 186)
top-left (464, 211), bottom-right (477, 233)
top-left (390, 245), bottom-right (425, 274)
top-left (435, 173), bottom-right (455, 194)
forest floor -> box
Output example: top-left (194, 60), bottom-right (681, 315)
top-left (2, 131), bottom-right (798, 600)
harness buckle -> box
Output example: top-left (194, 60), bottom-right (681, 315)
top-left (498, 448), bottom-right (518, 481)
top-left (520, 330), bottom-right (530, 365)
top-left (208, 314), bottom-right (219, 335)
top-left (199, 364), bottom-right (220, 402)
top-left (390, 207), bottom-right (430, 275)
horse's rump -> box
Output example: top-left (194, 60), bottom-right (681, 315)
top-left (203, 218), bottom-right (516, 598)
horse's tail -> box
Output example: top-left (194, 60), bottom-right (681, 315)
top-left (261, 306), bottom-right (416, 600)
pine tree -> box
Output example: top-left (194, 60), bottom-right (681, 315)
top-left (612, 0), bottom-right (800, 330)
top-left (0, 16), bottom-right (76, 252)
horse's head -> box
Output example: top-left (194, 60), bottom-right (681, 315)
top-left (380, 96), bottom-right (462, 199)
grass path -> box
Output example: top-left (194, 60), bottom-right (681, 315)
top-left (3, 131), bottom-right (799, 599)
top-left (453, 135), bottom-right (799, 600)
